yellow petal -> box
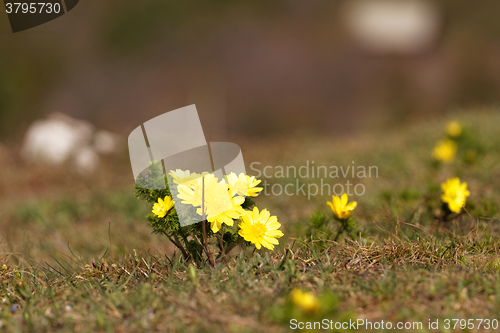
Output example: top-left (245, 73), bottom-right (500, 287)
top-left (341, 193), bottom-right (348, 206)
top-left (260, 209), bottom-right (270, 222)
top-left (267, 222), bottom-right (281, 230)
top-left (333, 196), bottom-right (342, 217)
top-left (266, 230), bottom-right (283, 237)
top-left (210, 220), bottom-right (221, 233)
top-left (346, 201), bottom-right (357, 211)
top-left (252, 207), bottom-right (260, 222)
top-left (264, 236), bottom-right (280, 245)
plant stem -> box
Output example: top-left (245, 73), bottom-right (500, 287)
top-left (201, 176), bottom-right (215, 268)
top-left (439, 203), bottom-right (452, 222)
top-left (334, 219), bottom-right (345, 242)
top-left (167, 235), bottom-right (190, 261)
top-left (216, 225), bottom-right (226, 262)
top-left (193, 234), bottom-right (210, 263)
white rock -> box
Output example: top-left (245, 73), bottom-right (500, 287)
top-left (344, 0), bottom-right (440, 55)
top-left (22, 113), bottom-right (93, 165)
top-left (21, 113), bottom-right (123, 173)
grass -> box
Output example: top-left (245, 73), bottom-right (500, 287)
top-left (0, 109), bottom-right (500, 331)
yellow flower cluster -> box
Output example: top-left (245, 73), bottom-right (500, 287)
top-left (152, 170), bottom-right (282, 250)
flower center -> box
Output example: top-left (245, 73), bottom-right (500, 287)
top-left (249, 223), bottom-right (267, 238)
top-left (448, 191), bottom-right (458, 201)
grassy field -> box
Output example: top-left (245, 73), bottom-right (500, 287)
top-left (0, 110), bottom-right (500, 332)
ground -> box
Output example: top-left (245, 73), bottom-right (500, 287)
top-left (0, 109), bottom-right (499, 332)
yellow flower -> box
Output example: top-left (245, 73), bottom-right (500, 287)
top-left (197, 176), bottom-right (245, 233)
top-left (432, 139), bottom-right (457, 163)
top-left (327, 193), bottom-right (357, 220)
top-left (176, 174), bottom-right (245, 232)
top-left (446, 121), bottom-right (462, 137)
top-left (291, 289), bottom-right (320, 313)
top-left (226, 172), bottom-right (263, 197)
top-left (152, 196), bottom-right (175, 218)
top-left (238, 207), bottom-right (284, 250)
top-left (205, 201), bottom-right (245, 233)
top-left (440, 177), bottom-right (470, 213)
top-left (169, 169), bottom-right (208, 185)
top-left (177, 173), bottom-right (218, 207)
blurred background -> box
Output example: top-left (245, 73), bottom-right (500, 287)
top-left (1, 0), bottom-right (500, 262)
top-left (1, 0), bottom-right (500, 142)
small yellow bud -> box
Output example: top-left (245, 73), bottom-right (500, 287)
top-left (291, 289), bottom-right (320, 313)
top-left (446, 121), bottom-right (462, 137)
